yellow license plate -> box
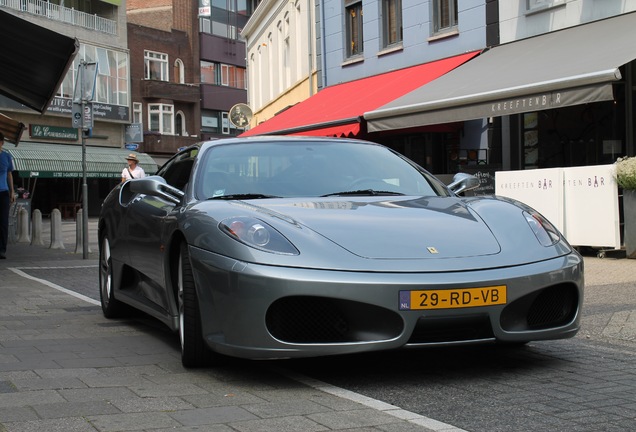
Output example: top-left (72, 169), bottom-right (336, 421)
top-left (399, 286), bottom-right (507, 310)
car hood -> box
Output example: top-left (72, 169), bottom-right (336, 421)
top-left (255, 196), bottom-right (499, 259)
top-left (188, 195), bottom-right (572, 272)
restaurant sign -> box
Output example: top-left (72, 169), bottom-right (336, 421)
top-left (29, 124), bottom-right (78, 140)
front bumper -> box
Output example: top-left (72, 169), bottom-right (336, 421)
top-left (189, 246), bottom-right (583, 360)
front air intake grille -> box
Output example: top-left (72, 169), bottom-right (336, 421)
top-left (266, 296), bottom-right (403, 344)
top-left (500, 283), bottom-right (579, 332)
top-left (267, 296), bottom-right (349, 343)
top-left (526, 285), bottom-right (578, 330)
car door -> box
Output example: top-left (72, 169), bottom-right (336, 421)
top-left (124, 149), bottom-right (197, 313)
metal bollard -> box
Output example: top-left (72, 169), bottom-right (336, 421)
top-left (49, 208), bottom-right (65, 249)
top-left (75, 209), bottom-right (91, 254)
top-left (8, 203), bottom-right (17, 244)
top-left (31, 209), bottom-right (44, 246)
top-left (17, 207), bottom-right (30, 243)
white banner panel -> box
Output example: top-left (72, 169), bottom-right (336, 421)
top-left (495, 168), bottom-right (564, 232)
top-left (563, 165), bottom-right (620, 248)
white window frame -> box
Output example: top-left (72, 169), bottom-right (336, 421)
top-left (57, 44), bottom-right (129, 107)
top-left (176, 110), bottom-right (187, 136)
top-left (133, 102), bottom-right (143, 131)
top-left (148, 103), bottom-right (174, 134)
top-left (174, 58), bottom-right (185, 84)
top-left (526, 0), bottom-right (565, 12)
top-left (222, 112), bottom-right (230, 134)
top-left (221, 64), bottom-right (230, 86)
top-left (144, 50), bottom-right (169, 81)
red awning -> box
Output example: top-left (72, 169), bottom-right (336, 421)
top-left (240, 51), bottom-right (480, 137)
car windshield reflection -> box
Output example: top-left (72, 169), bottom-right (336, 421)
top-left (196, 141), bottom-right (449, 200)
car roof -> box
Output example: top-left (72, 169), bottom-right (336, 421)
top-left (198, 135), bottom-right (376, 151)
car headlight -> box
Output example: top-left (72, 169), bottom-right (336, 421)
top-left (524, 210), bottom-right (560, 246)
top-left (219, 217), bottom-right (299, 255)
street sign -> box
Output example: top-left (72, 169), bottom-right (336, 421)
top-left (83, 103), bottom-right (94, 130)
top-left (71, 102), bottom-right (82, 128)
top-left (125, 123), bottom-right (143, 142)
top-left (71, 101), bottom-right (94, 129)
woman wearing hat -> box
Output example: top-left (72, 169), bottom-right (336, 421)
top-left (121, 153), bottom-right (146, 183)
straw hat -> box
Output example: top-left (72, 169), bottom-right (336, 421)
top-left (125, 153), bottom-right (139, 162)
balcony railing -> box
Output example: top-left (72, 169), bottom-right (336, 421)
top-left (0, 0), bottom-right (117, 35)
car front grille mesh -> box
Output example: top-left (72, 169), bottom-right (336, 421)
top-left (265, 296), bottom-right (403, 344)
top-left (526, 285), bottom-right (578, 329)
top-left (266, 296), bottom-right (350, 343)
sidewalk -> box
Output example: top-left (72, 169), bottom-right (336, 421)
top-left (0, 218), bottom-right (450, 432)
top-left (1, 217), bottom-right (635, 432)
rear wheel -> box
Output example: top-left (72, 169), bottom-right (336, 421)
top-left (99, 234), bottom-right (125, 318)
top-left (178, 243), bottom-right (220, 367)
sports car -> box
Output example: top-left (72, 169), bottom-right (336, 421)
top-left (98, 136), bottom-right (583, 367)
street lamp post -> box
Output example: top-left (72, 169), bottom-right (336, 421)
top-left (73, 60), bottom-right (97, 259)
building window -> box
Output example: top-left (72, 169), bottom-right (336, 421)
top-left (432, 0), bottom-right (457, 34)
top-left (174, 59), bottom-right (185, 84)
top-left (133, 102), bottom-right (143, 131)
top-left (145, 50), bottom-right (169, 81)
top-left (201, 110), bottom-right (241, 136)
top-left (199, 17), bottom-right (238, 39)
top-left (58, 43), bottom-right (129, 107)
top-left (201, 61), bottom-right (246, 89)
top-left (345, 0), bottom-right (363, 58)
top-left (526, 0), bottom-right (565, 12)
top-left (201, 61), bottom-right (216, 84)
top-left (222, 112), bottom-right (230, 134)
top-left (148, 103), bottom-right (174, 134)
top-left (382, 0), bottom-right (402, 48)
top-left (176, 111), bottom-right (187, 136)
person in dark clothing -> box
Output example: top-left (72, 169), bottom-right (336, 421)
top-left (0, 132), bottom-right (15, 259)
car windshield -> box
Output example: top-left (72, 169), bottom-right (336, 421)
top-left (195, 140), bottom-right (451, 200)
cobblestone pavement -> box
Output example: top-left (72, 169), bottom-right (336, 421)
top-left (0, 219), bottom-right (448, 432)
top-left (1, 218), bottom-right (635, 431)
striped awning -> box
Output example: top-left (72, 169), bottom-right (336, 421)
top-left (4, 142), bottom-right (157, 179)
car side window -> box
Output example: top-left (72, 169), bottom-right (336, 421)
top-left (157, 147), bottom-right (198, 191)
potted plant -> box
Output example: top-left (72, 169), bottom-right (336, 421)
top-left (615, 156), bottom-right (636, 258)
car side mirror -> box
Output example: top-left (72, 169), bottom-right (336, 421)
top-left (448, 172), bottom-right (480, 195)
top-left (127, 176), bottom-right (185, 205)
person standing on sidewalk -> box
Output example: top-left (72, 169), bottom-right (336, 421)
top-left (0, 133), bottom-right (15, 259)
top-left (121, 153), bottom-right (145, 183)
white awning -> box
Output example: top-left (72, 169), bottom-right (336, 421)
top-left (365, 12), bottom-right (636, 132)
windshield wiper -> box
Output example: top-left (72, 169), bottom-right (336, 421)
top-left (321, 189), bottom-right (405, 197)
top-left (208, 193), bottom-right (281, 200)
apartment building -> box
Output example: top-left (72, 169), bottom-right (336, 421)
top-left (241, 0), bottom-right (492, 175)
top-left (0, 0), bottom-right (155, 217)
top-left (127, 0), bottom-right (257, 164)
top-left (127, 0), bottom-right (200, 165)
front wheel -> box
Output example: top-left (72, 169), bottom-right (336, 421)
top-left (177, 243), bottom-right (221, 367)
top-left (99, 234), bottom-right (125, 318)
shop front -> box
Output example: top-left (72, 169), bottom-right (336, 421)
top-left (5, 142), bottom-right (157, 218)
top-left (360, 12), bottom-right (636, 250)
top-left (363, 12), bottom-right (636, 172)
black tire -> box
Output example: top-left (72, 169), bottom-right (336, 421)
top-left (178, 242), bottom-right (220, 368)
top-left (99, 234), bottom-right (125, 318)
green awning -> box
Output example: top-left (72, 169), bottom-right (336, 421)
top-left (4, 142), bottom-right (158, 179)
